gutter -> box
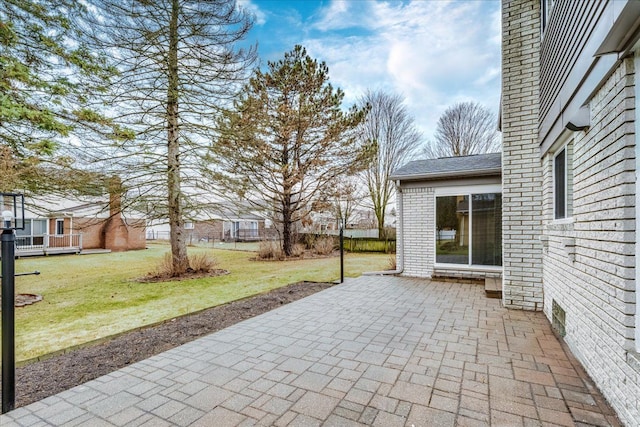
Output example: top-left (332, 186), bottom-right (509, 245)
top-left (363, 180), bottom-right (403, 276)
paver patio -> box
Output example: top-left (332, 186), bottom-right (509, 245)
top-left (0, 276), bottom-right (622, 426)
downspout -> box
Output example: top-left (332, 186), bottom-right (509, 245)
top-left (363, 180), bottom-right (404, 276)
top-left (635, 47), bottom-right (640, 349)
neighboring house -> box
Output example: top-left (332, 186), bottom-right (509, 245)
top-left (393, 1), bottom-right (640, 424)
top-left (348, 208), bottom-right (378, 230)
top-left (147, 205), bottom-right (267, 242)
top-left (17, 192), bottom-right (146, 256)
top-left (300, 207), bottom-right (384, 240)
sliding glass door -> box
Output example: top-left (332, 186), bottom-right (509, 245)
top-left (435, 192), bottom-right (501, 267)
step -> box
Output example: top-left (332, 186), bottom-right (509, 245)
top-left (485, 277), bottom-right (502, 298)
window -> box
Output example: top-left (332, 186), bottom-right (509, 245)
top-left (32, 219), bottom-right (46, 236)
top-left (554, 148), bottom-right (566, 219)
top-left (249, 221), bottom-right (258, 238)
top-left (16, 219), bottom-right (33, 246)
top-left (184, 221), bottom-right (194, 229)
top-left (56, 219), bottom-right (64, 235)
top-left (554, 144), bottom-right (572, 219)
top-left (15, 219), bottom-right (47, 246)
top-left (435, 192), bottom-right (502, 267)
top-left (541, 0), bottom-right (555, 33)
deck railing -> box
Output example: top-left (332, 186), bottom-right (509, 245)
top-left (15, 234), bottom-right (82, 253)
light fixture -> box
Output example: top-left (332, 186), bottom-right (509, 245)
top-left (1, 211), bottom-right (13, 229)
top-left (0, 193), bottom-right (24, 231)
top-left (565, 106), bottom-right (590, 132)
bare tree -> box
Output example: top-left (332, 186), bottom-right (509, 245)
top-left (423, 101), bottom-right (500, 159)
top-left (81, 0), bottom-right (256, 275)
top-left (316, 176), bottom-right (367, 229)
top-left (359, 90), bottom-right (422, 238)
top-left (211, 46), bottom-right (369, 256)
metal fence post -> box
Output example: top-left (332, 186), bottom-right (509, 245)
top-left (339, 226), bottom-right (344, 284)
top-left (1, 226), bottom-right (16, 413)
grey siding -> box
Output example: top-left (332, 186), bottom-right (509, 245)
top-left (540, 1), bottom-right (604, 134)
top-left (539, 0), bottom-right (637, 153)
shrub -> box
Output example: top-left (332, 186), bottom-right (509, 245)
top-left (153, 252), bottom-right (217, 277)
top-left (154, 253), bottom-right (174, 277)
top-left (387, 255), bottom-right (397, 271)
top-left (258, 240), bottom-right (284, 260)
top-left (381, 226), bottom-right (396, 240)
top-left (291, 243), bottom-right (306, 258)
top-left (189, 252), bottom-right (217, 272)
top-left (303, 233), bottom-right (316, 249)
top-left (313, 236), bottom-right (335, 255)
top-left (439, 241), bottom-right (459, 252)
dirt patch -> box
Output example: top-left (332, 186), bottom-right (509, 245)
top-left (5, 281), bottom-right (334, 408)
top-left (0, 294), bottom-right (43, 308)
top-left (136, 268), bottom-right (230, 283)
top-left (250, 252), bottom-right (338, 261)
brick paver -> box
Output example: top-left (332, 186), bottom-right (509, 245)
top-left (0, 276), bottom-right (622, 426)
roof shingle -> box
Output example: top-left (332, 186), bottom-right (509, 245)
top-left (390, 152), bottom-right (501, 181)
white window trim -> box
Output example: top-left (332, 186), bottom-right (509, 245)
top-left (55, 219), bottom-right (64, 235)
top-left (541, 0), bottom-right (555, 34)
top-left (553, 146), bottom-right (567, 220)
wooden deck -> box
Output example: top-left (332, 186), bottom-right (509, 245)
top-left (15, 246), bottom-right (81, 257)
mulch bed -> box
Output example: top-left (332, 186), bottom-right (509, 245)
top-left (3, 281), bottom-right (334, 408)
top-left (136, 268), bottom-right (230, 283)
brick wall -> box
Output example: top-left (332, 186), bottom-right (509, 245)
top-left (74, 218), bottom-right (105, 249)
top-left (501, 0), bottom-right (544, 310)
top-left (193, 220), bottom-right (224, 241)
top-left (542, 57), bottom-right (640, 424)
top-left (400, 186), bottom-right (434, 278)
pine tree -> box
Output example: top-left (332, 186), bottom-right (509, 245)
top-left (82, 0), bottom-right (256, 275)
top-left (211, 45), bottom-right (369, 256)
top-left (0, 0), bottom-right (130, 194)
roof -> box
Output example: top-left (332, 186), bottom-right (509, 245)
top-left (192, 203), bottom-right (265, 222)
top-left (390, 152), bottom-right (502, 181)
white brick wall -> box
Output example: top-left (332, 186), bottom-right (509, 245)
top-left (542, 57), bottom-right (640, 425)
top-left (501, 0), bottom-right (544, 310)
top-left (400, 186), bottom-right (434, 278)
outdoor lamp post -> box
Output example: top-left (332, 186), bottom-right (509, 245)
top-left (1, 192), bottom-right (24, 414)
top-left (339, 223), bottom-right (344, 284)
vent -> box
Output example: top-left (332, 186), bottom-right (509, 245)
top-left (552, 300), bottom-right (566, 337)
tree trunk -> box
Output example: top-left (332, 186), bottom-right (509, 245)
top-left (282, 194), bottom-right (292, 256)
top-left (375, 207), bottom-right (385, 240)
top-left (166, 0), bottom-right (189, 276)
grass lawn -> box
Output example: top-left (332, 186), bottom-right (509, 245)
top-left (10, 243), bottom-right (390, 362)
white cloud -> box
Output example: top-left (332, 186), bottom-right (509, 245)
top-left (300, 0), bottom-right (501, 142)
top-left (312, 0), bottom-right (368, 31)
top-left (237, 0), bottom-right (267, 25)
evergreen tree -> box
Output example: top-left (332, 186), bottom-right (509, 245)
top-left (82, 0), bottom-right (256, 275)
top-left (0, 0), bottom-right (130, 193)
top-left (212, 45), bottom-right (369, 256)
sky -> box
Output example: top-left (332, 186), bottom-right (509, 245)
top-left (238, 0), bottom-right (502, 145)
